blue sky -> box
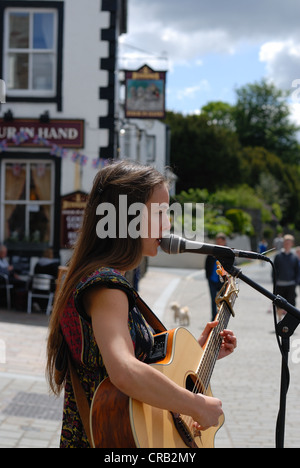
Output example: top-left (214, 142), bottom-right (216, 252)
top-left (166, 44), bottom-right (267, 114)
top-left (119, 0), bottom-right (300, 124)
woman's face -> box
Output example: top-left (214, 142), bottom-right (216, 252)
top-left (141, 183), bottom-right (170, 257)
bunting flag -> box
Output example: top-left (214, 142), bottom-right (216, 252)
top-left (11, 130), bottom-right (29, 145)
top-left (72, 151), bottom-right (89, 166)
top-left (0, 130), bottom-right (109, 169)
top-left (92, 158), bottom-right (110, 169)
top-left (0, 140), bottom-right (8, 152)
top-left (51, 144), bottom-right (68, 159)
top-left (33, 135), bottom-right (51, 147)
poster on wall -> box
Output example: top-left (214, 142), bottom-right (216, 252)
top-left (125, 65), bottom-right (166, 119)
top-left (60, 191), bottom-right (87, 248)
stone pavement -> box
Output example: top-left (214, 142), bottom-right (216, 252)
top-left (0, 261), bottom-right (299, 448)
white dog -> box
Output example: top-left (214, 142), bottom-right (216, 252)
top-left (170, 302), bottom-right (190, 326)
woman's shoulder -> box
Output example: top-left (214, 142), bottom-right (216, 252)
top-left (76, 267), bottom-right (135, 293)
top-left (74, 267), bottom-right (138, 318)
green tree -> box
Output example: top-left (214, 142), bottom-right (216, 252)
top-left (233, 80), bottom-right (300, 164)
top-left (164, 111), bottom-right (242, 192)
top-left (201, 101), bottom-right (236, 130)
top-left (238, 146), bottom-right (300, 226)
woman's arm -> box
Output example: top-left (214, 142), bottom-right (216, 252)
top-left (84, 286), bottom-right (223, 431)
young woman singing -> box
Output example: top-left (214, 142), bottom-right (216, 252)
top-left (46, 161), bottom-right (236, 448)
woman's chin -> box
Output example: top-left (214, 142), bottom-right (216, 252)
top-left (143, 239), bottom-right (161, 257)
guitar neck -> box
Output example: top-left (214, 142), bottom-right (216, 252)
top-left (197, 301), bottom-right (232, 393)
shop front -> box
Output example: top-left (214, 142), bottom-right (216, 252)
top-left (0, 118), bottom-right (84, 267)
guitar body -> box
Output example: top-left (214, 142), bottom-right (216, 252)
top-left (90, 327), bottom-right (224, 449)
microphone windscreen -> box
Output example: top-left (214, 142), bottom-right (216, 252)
top-left (160, 235), bottom-right (181, 254)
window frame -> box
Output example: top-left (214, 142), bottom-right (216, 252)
top-left (4, 7), bottom-right (58, 98)
top-left (0, 1), bottom-right (64, 111)
top-left (1, 158), bottom-right (55, 246)
top-left (0, 153), bottom-right (61, 253)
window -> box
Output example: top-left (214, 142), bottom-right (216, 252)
top-left (4, 8), bottom-right (58, 97)
top-left (120, 127), bottom-right (131, 159)
top-left (1, 160), bottom-right (54, 246)
top-left (146, 135), bottom-right (156, 163)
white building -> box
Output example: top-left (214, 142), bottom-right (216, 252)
top-left (118, 118), bottom-right (170, 176)
top-left (0, 0), bottom-right (169, 266)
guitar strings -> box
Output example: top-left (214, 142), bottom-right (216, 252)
top-left (179, 305), bottom-right (229, 435)
top-left (195, 306), bottom-right (228, 393)
top-left (200, 289), bottom-right (238, 392)
top-left (194, 280), bottom-right (230, 393)
top-left (179, 283), bottom-right (237, 438)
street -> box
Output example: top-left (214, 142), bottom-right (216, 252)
top-left (0, 260), bottom-right (299, 448)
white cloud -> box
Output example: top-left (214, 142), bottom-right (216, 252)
top-left (176, 80), bottom-right (211, 100)
top-left (120, 27), bottom-right (234, 72)
top-left (259, 42), bottom-right (285, 63)
top-left (259, 40), bottom-right (300, 90)
top-left (126, 0), bottom-right (300, 56)
top-left (289, 102), bottom-right (300, 126)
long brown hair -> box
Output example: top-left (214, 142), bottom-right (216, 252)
top-left (46, 160), bottom-right (167, 395)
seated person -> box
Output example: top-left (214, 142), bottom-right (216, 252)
top-left (0, 244), bottom-right (27, 309)
top-left (0, 244), bottom-right (25, 288)
top-left (0, 244), bottom-right (13, 277)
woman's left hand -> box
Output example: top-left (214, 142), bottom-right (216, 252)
top-left (198, 321), bottom-right (237, 360)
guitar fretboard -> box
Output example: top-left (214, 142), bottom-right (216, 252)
top-left (195, 281), bottom-right (237, 394)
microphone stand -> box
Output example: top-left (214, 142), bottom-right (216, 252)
top-left (215, 253), bottom-right (300, 449)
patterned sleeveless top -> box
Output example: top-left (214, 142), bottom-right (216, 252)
top-left (59, 267), bottom-right (155, 448)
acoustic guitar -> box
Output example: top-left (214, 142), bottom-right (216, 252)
top-left (90, 267), bottom-right (238, 448)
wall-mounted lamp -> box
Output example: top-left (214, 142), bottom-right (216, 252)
top-left (3, 109), bottom-right (14, 122)
top-left (40, 111), bottom-right (50, 123)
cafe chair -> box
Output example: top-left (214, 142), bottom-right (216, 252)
top-left (0, 273), bottom-right (13, 309)
top-left (27, 274), bottom-right (55, 316)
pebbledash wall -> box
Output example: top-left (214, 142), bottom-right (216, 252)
top-left (0, 0), bottom-right (128, 262)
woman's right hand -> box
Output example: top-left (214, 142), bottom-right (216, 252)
top-left (193, 394), bottom-right (223, 431)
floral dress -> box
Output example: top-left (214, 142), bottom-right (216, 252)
top-left (59, 267), bottom-right (155, 448)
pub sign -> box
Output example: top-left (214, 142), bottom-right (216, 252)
top-left (125, 65), bottom-right (166, 119)
top-left (0, 119), bottom-right (85, 148)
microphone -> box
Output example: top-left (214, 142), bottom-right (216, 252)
top-left (160, 234), bottom-right (270, 262)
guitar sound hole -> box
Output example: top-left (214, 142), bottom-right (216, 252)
top-left (186, 374), bottom-right (205, 395)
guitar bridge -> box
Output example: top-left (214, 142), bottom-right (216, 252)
top-left (171, 413), bottom-right (198, 449)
